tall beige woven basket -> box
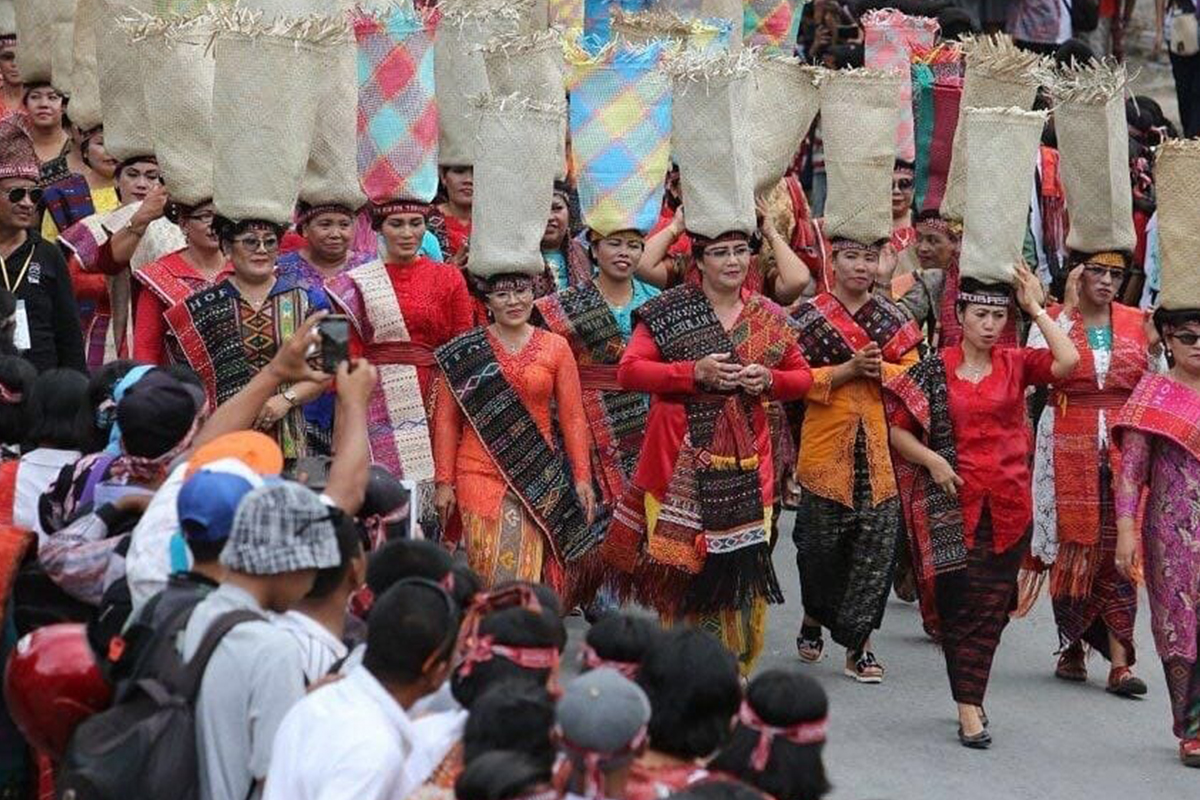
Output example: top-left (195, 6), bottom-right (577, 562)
top-left (95, 0), bottom-right (155, 162)
top-left (211, 7), bottom-right (337, 224)
top-left (68, 0), bottom-right (103, 132)
top-left (747, 55), bottom-right (819, 196)
top-left (12, 0), bottom-right (57, 83)
top-left (435, 0), bottom-right (532, 167)
top-left (669, 50), bottom-right (757, 239)
top-left (1049, 61), bottom-right (1135, 255)
top-left (127, 12), bottom-right (214, 206)
top-left (1155, 138), bottom-right (1200, 311)
top-left (819, 68), bottom-right (903, 245)
top-left (470, 95), bottom-right (566, 278)
top-left (483, 30), bottom-right (567, 178)
top-left (960, 107), bottom-right (1047, 285)
top-left (940, 35), bottom-right (1041, 221)
top-left (50, 2), bottom-right (78, 96)
top-left (301, 31), bottom-right (367, 212)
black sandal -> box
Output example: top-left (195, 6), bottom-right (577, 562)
top-left (797, 624), bottom-right (825, 664)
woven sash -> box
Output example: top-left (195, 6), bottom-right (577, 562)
top-left (435, 327), bottom-right (594, 562)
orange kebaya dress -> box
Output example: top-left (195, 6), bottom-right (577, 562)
top-left (434, 327), bottom-right (592, 591)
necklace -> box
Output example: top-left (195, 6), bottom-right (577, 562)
top-left (959, 361), bottom-right (990, 384)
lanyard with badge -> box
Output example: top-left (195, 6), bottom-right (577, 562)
top-left (1, 244), bottom-right (35, 351)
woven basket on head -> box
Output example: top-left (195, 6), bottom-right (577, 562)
top-left (940, 35), bottom-right (1041, 222)
top-left (302, 30), bottom-right (366, 212)
top-left (548, 0), bottom-right (582, 32)
top-left (862, 8), bottom-right (939, 161)
top-left (1048, 61), bottom-right (1135, 255)
top-left (126, 12), bottom-right (214, 206)
top-left (1154, 138), bottom-right (1200, 311)
top-left (96, 0), bottom-right (155, 162)
top-left (744, 0), bottom-right (803, 53)
top-left (697, 0), bottom-right (742, 50)
top-left (960, 106), bottom-right (1047, 285)
top-left (0, 2), bottom-right (13, 39)
top-left (211, 7), bottom-right (340, 224)
top-left (68, 0), bottom-right (103, 132)
top-left (747, 55), bottom-right (819, 196)
top-left (435, 0), bottom-right (533, 167)
top-left (50, 2), bottom-right (78, 96)
top-left (819, 68), bottom-right (903, 246)
top-left (483, 30), bottom-right (567, 178)
top-left (567, 37), bottom-right (672, 236)
top-left (470, 95), bottom-right (566, 278)
top-left (354, 5), bottom-right (438, 205)
top-left (669, 49), bottom-right (756, 238)
top-left (12, 0), bottom-right (60, 83)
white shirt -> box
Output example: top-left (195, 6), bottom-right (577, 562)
top-left (125, 461), bottom-right (187, 611)
top-left (14, 448), bottom-right (80, 542)
top-left (264, 665), bottom-right (420, 800)
top-left (180, 584), bottom-right (307, 800)
top-left (277, 610), bottom-right (349, 685)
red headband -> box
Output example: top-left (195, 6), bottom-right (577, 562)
top-left (0, 383), bottom-right (22, 404)
top-left (738, 700), bottom-right (828, 771)
top-left (360, 502), bottom-right (411, 552)
top-left (458, 635), bottom-right (560, 677)
top-left (299, 203), bottom-right (355, 227)
top-left (830, 237), bottom-right (884, 254)
top-left (579, 644), bottom-right (639, 680)
top-left (371, 200), bottom-right (430, 226)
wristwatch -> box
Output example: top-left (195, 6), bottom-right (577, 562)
top-left (282, 388), bottom-right (299, 406)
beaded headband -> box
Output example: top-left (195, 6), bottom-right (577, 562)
top-left (958, 291), bottom-right (1011, 308)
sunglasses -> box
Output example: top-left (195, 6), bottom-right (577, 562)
top-left (1169, 332), bottom-right (1200, 347)
top-left (893, 179), bottom-right (914, 191)
top-left (233, 235), bottom-right (279, 252)
top-left (0, 52), bottom-right (14, 62)
top-left (185, 211), bottom-right (216, 225)
top-left (6, 187), bottom-right (43, 205)
top-left (1083, 265), bottom-right (1124, 281)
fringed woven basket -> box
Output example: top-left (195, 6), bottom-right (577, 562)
top-left (434, 0), bottom-right (533, 167)
top-left (747, 55), bottom-right (819, 196)
top-left (819, 68), bottom-right (903, 246)
top-left (96, 0), bottom-right (155, 161)
top-left (68, 0), bottom-right (103, 132)
top-left (483, 29), bottom-right (567, 177)
top-left (566, 37), bottom-right (672, 236)
top-left (470, 94), bottom-right (567, 278)
top-left (668, 48), bottom-right (756, 238)
top-left (210, 6), bottom-right (341, 223)
top-left (126, 11), bottom-right (214, 206)
top-left (353, 4), bottom-right (438, 205)
top-left (1049, 60), bottom-right (1135, 255)
top-left (50, 4), bottom-right (77, 96)
top-left (940, 35), bottom-right (1042, 221)
top-left (610, 7), bottom-right (730, 53)
top-left (12, 0), bottom-right (57, 83)
top-left (1155, 138), bottom-right (1200, 311)
top-left (960, 106), bottom-right (1048, 285)
top-left (302, 23), bottom-right (366, 212)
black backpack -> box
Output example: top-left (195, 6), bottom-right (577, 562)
top-left (56, 606), bottom-right (263, 800)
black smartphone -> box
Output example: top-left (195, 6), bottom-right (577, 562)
top-left (318, 315), bottom-right (351, 373)
top-left (837, 24), bottom-right (858, 39)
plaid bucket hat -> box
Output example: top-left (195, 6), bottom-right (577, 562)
top-left (220, 482), bottom-right (340, 576)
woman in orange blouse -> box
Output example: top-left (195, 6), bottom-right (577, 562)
top-left (433, 272), bottom-right (597, 601)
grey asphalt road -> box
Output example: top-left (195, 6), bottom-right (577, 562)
top-left (568, 509), bottom-right (1196, 800)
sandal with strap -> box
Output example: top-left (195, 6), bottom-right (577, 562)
top-left (796, 625), bottom-right (825, 664)
top-left (1106, 666), bottom-right (1148, 698)
top-left (1055, 645), bottom-right (1088, 683)
top-left (845, 650), bottom-right (885, 684)
top-left (1180, 739), bottom-right (1200, 768)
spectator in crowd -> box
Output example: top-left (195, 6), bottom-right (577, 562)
top-left (557, 668), bottom-right (653, 800)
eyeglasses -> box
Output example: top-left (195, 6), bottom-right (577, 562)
top-left (5, 188), bottom-right (42, 205)
top-left (1083, 265), bottom-right (1124, 281)
top-left (487, 288), bottom-right (533, 302)
top-left (1168, 332), bottom-right (1200, 347)
top-left (703, 245), bottom-right (751, 260)
top-left (893, 179), bottom-right (915, 191)
top-left (233, 235), bottom-right (279, 252)
top-left (0, 52), bottom-right (15, 62)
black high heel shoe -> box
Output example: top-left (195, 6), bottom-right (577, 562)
top-left (957, 724), bottom-right (992, 749)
